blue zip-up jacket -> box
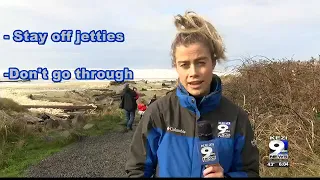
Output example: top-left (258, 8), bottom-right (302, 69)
top-left (125, 74), bottom-right (260, 177)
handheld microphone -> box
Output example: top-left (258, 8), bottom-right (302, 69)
top-left (197, 121), bottom-right (219, 168)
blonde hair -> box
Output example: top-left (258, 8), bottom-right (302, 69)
top-left (171, 11), bottom-right (226, 67)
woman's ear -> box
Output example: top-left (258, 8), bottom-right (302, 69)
top-left (212, 59), bottom-right (217, 69)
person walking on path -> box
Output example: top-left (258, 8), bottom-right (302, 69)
top-left (119, 83), bottom-right (138, 132)
top-left (132, 87), bottom-right (140, 101)
top-left (137, 98), bottom-right (147, 120)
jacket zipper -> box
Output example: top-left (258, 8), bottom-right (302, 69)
top-left (190, 110), bottom-right (197, 177)
top-left (190, 98), bottom-right (197, 177)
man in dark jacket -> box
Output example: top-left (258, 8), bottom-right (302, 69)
top-left (125, 11), bottom-right (259, 178)
top-left (120, 83), bottom-right (137, 131)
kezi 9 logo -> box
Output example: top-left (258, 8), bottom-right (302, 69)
top-left (201, 146), bottom-right (216, 162)
top-left (217, 121), bottom-right (231, 138)
top-left (198, 142), bottom-right (219, 165)
top-left (269, 136), bottom-right (288, 159)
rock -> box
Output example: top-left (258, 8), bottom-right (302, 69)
top-left (21, 114), bottom-right (43, 124)
top-left (44, 119), bottom-right (60, 129)
top-left (58, 119), bottom-right (72, 130)
top-left (39, 113), bottom-right (50, 121)
top-left (83, 123), bottom-right (94, 130)
top-left (60, 130), bottom-right (71, 138)
top-left (67, 114), bottom-right (75, 120)
top-left (162, 83), bottom-right (170, 87)
top-left (71, 114), bottom-right (87, 129)
top-left (45, 115), bottom-right (71, 130)
top-left (28, 94), bottom-right (34, 100)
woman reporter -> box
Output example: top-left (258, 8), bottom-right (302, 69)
top-left (125, 11), bottom-right (260, 178)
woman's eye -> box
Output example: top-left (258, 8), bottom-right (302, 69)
top-left (197, 62), bottom-right (206, 66)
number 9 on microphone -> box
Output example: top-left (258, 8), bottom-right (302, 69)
top-left (197, 141), bottom-right (219, 165)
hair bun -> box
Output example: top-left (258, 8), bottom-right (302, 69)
top-left (174, 15), bottom-right (186, 30)
top-left (174, 11), bottom-right (206, 33)
top-left (171, 11), bottom-right (227, 64)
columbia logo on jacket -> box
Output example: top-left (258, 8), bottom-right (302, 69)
top-left (167, 126), bottom-right (186, 134)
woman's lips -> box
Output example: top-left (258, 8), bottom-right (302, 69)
top-left (188, 81), bottom-right (203, 89)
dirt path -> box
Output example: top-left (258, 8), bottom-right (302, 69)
top-left (25, 128), bottom-right (135, 177)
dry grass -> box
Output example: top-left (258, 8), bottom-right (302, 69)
top-left (222, 56), bottom-right (320, 177)
top-left (0, 98), bottom-right (27, 113)
top-left (0, 99), bottom-right (32, 168)
top-left (0, 98), bottom-right (30, 148)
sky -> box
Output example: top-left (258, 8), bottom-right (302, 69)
top-left (0, 0), bottom-right (319, 74)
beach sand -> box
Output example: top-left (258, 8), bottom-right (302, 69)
top-left (0, 81), bottom-right (111, 114)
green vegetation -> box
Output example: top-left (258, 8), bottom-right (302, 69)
top-left (78, 114), bottom-right (123, 136)
top-left (0, 134), bottom-right (75, 177)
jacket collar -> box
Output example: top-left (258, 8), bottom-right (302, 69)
top-left (176, 74), bottom-right (222, 117)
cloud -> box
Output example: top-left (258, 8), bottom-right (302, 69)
top-left (209, 0), bottom-right (320, 27)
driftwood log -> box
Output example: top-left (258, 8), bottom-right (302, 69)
top-left (21, 105), bottom-right (96, 110)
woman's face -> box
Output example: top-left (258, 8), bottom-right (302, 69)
top-left (174, 42), bottom-right (216, 97)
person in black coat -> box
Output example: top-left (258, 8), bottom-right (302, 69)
top-left (119, 83), bottom-right (137, 131)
